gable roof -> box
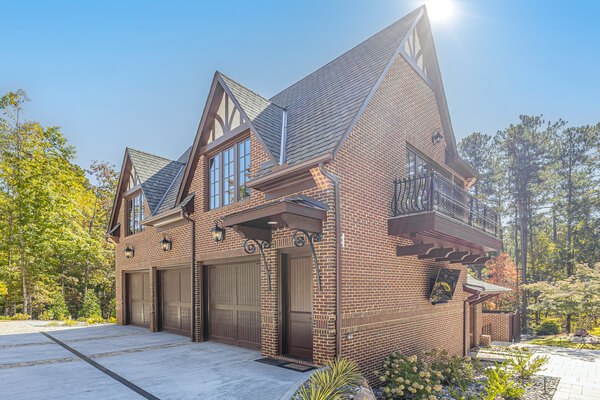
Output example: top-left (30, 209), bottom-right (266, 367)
top-left (219, 73), bottom-right (284, 162)
top-left (106, 147), bottom-right (189, 231)
top-left (269, 7), bottom-right (422, 166)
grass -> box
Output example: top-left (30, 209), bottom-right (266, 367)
top-left (529, 334), bottom-right (600, 350)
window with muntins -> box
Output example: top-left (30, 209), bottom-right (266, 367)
top-left (209, 138), bottom-right (251, 209)
top-left (128, 192), bottom-right (145, 235)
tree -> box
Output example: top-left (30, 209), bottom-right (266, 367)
top-left (525, 263), bottom-right (600, 331)
top-left (484, 253), bottom-right (519, 311)
top-left (80, 289), bottom-right (102, 318)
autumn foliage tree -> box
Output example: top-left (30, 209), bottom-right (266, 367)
top-left (482, 253), bottom-right (520, 311)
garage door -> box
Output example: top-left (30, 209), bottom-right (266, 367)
top-left (159, 267), bottom-right (192, 336)
top-left (207, 262), bottom-right (260, 349)
top-left (126, 272), bottom-right (149, 327)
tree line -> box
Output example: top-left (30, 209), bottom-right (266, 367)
top-left (0, 90), bottom-right (117, 319)
top-left (459, 115), bottom-right (600, 333)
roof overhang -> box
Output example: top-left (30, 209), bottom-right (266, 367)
top-left (246, 153), bottom-right (333, 199)
top-left (445, 150), bottom-right (480, 181)
top-left (463, 275), bottom-right (511, 305)
top-left (389, 211), bottom-right (502, 254)
top-left (222, 196), bottom-right (328, 242)
top-left (142, 193), bottom-right (194, 232)
top-left (103, 223), bottom-right (121, 244)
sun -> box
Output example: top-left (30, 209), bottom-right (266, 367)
top-left (425, 0), bottom-right (456, 23)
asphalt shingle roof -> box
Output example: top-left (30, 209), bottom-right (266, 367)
top-left (219, 73), bottom-right (284, 162)
top-left (127, 148), bottom-right (186, 215)
top-left (269, 7), bottom-right (421, 166)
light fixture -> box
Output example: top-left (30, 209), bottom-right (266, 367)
top-left (210, 219), bottom-right (226, 242)
top-left (160, 236), bottom-right (172, 252)
top-left (124, 244), bottom-right (134, 259)
top-left (267, 220), bottom-right (278, 225)
top-left (432, 130), bottom-right (443, 144)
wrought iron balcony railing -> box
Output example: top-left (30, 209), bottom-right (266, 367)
top-left (391, 172), bottom-right (502, 239)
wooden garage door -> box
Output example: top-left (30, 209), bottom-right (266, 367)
top-left (160, 267), bottom-right (191, 336)
top-left (127, 272), bottom-right (149, 327)
top-left (207, 262), bottom-right (260, 349)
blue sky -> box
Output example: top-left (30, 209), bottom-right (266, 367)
top-left (2, 0), bottom-right (599, 170)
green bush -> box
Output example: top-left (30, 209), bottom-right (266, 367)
top-left (536, 319), bottom-right (560, 336)
top-left (10, 313), bottom-right (30, 320)
top-left (49, 291), bottom-right (69, 320)
top-left (108, 317), bottom-right (116, 324)
top-left (61, 317), bottom-right (78, 326)
top-left (505, 346), bottom-right (549, 380)
top-left (86, 316), bottom-right (106, 324)
top-left (80, 289), bottom-right (102, 318)
top-left (375, 352), bottom-right (445, 399)
top-left (422, 348), bottom-right (480, 392)
top-left (483, 362), bottom-right (525, 400)
top-left (293, 358), bottom-right (362, 400)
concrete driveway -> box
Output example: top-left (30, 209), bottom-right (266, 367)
top-left (0, 323), bottom-right (309, 400)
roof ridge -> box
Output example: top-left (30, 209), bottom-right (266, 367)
top-left (218, 72), bottom-right (286, 110)
top-left (127, 147), bottom-right (184, 165)
top-left (269, 7), bottom-right (422, 101)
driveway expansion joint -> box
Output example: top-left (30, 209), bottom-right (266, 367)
top-left (41, 331), bottom-right (160, 400)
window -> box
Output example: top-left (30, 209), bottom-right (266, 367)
top-left (406, 148), bottom-right (429, 178)
top-left (209, 138), bottom-right (251, 209)
top-left (128, 192), bottom-right (145, 235)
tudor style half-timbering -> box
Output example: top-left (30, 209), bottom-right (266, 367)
top-left (106, 6), bottom-right (507, 378)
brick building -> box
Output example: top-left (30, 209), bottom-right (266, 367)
top-left (105, 6), bottom-right (503, 376)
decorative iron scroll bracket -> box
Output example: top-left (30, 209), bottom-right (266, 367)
top-left (243, 239), bottom-right (272, 290)
top-left (293, 230), bottom-right (323, 291)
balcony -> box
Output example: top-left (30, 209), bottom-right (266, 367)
top-left (388, 172), bottom-right (502, 261)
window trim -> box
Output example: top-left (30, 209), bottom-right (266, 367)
top-left (207, 136), bottom-right (251, 210)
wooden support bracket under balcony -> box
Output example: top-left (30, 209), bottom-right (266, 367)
top-left (435, 251), bottom-right (469, 262)
top-left (418, 247), bottom-right (454, 259)
top-left (463, 256), bottom-right (491, 265)
top-left (451, 254), bottom-right (482, 264)
top-left (396, 243), bottom-right (435, 256)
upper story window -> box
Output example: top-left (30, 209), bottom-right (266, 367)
top-left (128, 192), bottom-right (145, 235)
top-left (406, 148), bottom-right (430, 178)
top-left (209, 138), bottom-right (251, 209)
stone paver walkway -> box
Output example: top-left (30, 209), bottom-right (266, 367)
top-left (525, 344), bottom-right (600, 400)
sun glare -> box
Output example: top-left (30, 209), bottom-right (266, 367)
top-left (425, 0), bottom-right (456, 23)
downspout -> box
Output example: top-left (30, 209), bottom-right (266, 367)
top-left (181, 209), bottom-right (196, 342)
top-left (318, 162), bottom-right (342, 357)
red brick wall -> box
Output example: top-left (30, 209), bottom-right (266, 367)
top-left (482, 312), bottom-right (512, 342)
top-left (331, 56), bottom-right (468, 380)
top-left (113, 55), bottom-right (470, 373)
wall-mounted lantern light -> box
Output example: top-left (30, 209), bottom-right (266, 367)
top-left (160, 236), bottom-right (172, 252)
top-left (210, 219), bottom-right (226, 243)
top-left (124, 244), bottom-right (134, 259)
top-left (432, 130), bottom-right (443, 144)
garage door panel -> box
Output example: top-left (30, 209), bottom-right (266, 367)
top-left (160, 267), bottom-right (191, 336)
top-left (127, 272), bottom-right (149, 328)
top-left (207, 262), bottom-right (260, 349)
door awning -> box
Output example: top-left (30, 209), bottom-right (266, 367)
top-left (222, 195), bottom-right (328, 241)
top-left (463, 275), bottom-right (512, 305)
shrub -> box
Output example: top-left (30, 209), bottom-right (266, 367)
top-left (293, 358), bottom-right (362, 400)
top-left (108, 317), bottom-right (116, 324)
top-left (49, 291), bottom-right (69, 320)
top-left (422, 348), bottom-right (479, 392)
top-left (61, 317), bottom-right (78, 326)
top-left (536, 319), bottom-right (560, 336)
top-left (80, 289), bottom-right (102, 318)
top-left (483, 362), bottom-right (525, 400)
top-left (10, 313), bottom-right (30, 320)
top-left (86, 316), bottom-right (106, 325)
top-left (375, 352), bottom-right (444, 399)
top-left (505, 346), bottom-right (549, 380)
top-left (76, 317), bottom-right (87, 322)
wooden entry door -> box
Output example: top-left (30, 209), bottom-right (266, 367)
top-left (283, 255), bottom-right (313, 360)
top-left (126, 272), bottom-right (149, 327)
top-left (159, 267), bottom-right (191, 336)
